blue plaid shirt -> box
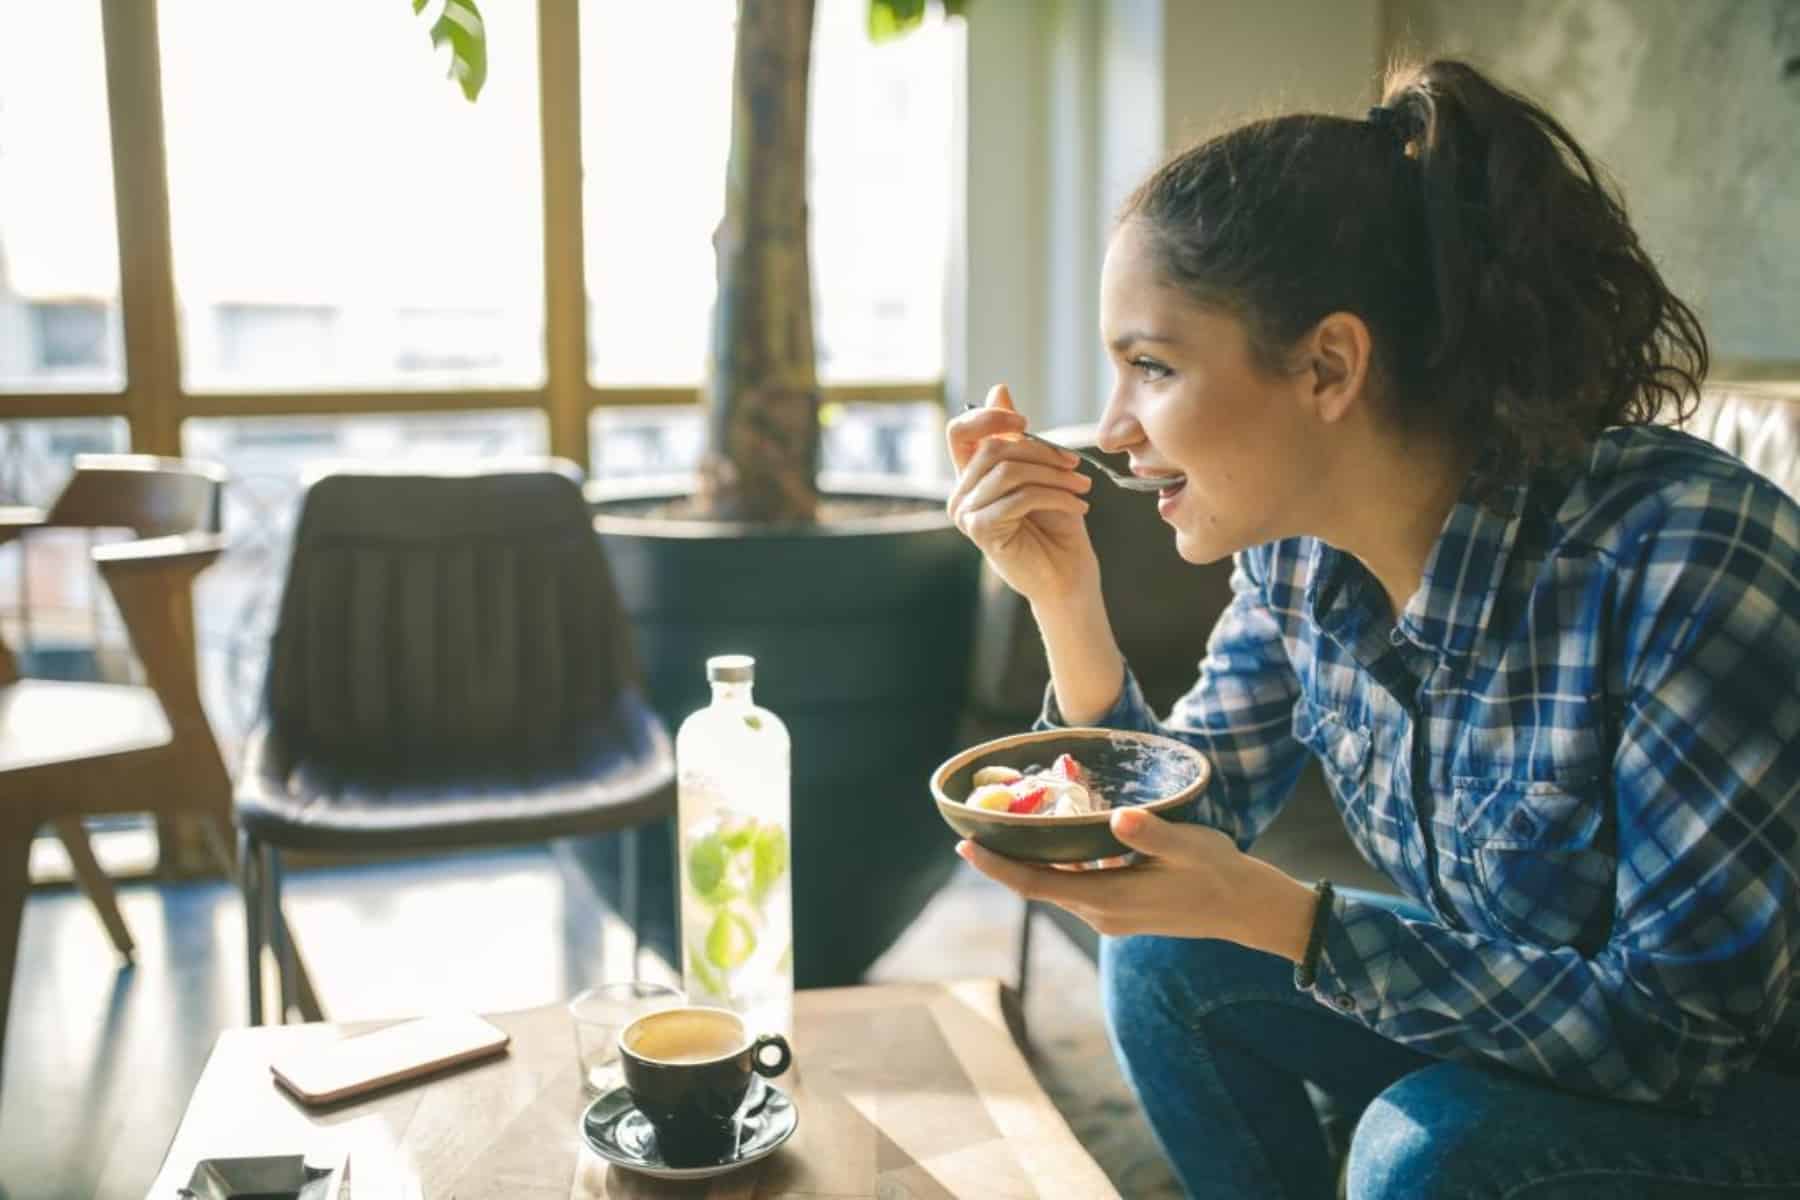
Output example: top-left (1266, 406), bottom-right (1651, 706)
top-left (1054, 425), bottom-right (1800, 1110)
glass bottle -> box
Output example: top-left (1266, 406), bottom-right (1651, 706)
top-left (675, 654), bottom-right (793, 1038)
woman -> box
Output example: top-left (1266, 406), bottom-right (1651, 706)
top-left (946, 60), bottom-right (1800, 1199)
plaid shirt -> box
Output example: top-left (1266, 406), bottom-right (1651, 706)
top-left (1056, 425), bottom-right (1800, 1110)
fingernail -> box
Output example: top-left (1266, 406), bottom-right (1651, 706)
top-left (956, 841), bottom-right (973, 860)
top-left (1112, 808), bottom-right (1143, 835)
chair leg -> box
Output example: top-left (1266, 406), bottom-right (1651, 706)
top-left (0, 831), bottom-right (30, 1101)
top-left (259, 845), bottom-right (325, 1024)
top-left (199, 816), bottom-right (237, 877)
top-left (241, 829), bottom-right (266, 1026)
top-left (50, 817), bottom-right (134, 961)
top-left (1014, 898), bottom-right (1037, 1044)
top-left (280, 912), bottom-right (324, 1023)
top-left (260, 843), bottom-right (294, 1024)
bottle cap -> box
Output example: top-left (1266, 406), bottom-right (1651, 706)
top-left (707, 654), bottom-right (755, 683)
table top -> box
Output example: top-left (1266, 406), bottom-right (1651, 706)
top-left (149, 978), bottom-right (1119, 1199)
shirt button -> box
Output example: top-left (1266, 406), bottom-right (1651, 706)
top-left (1388, 629), bottom-right (1405, 646)
top-left (1334, 993), bottom-right (1356, 1012)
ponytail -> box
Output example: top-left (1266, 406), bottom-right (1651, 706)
top-left (1121, 59), bottom-right (1708, 495)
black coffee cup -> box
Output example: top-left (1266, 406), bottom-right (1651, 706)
top-left (617, 1006), bottom-right (793, 1167)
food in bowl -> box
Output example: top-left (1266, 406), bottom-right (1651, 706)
top-left (965, 753), bottom-right (1105, 816)
top-left (932, 727), bottom-right (1212, 864)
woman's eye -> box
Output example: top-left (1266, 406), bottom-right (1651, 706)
top-left (1131, 358), bottom-right (1171, 382)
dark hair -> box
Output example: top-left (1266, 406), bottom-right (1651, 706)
top-left (1120, 59), bottom-right (1708, 495)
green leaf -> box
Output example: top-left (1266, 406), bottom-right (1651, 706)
top-left (705, 909), bottom-right (758, 971)
top-left (751, 824), bottom-right (788, 901)
top-left (418, 0), bottom-right (487, 102)
top-left (687, 834), bottom-right (727, 898)
top-left (869, 0), bottom-right (967, 41)
top-left (868, 0), bottom-right (927, 42)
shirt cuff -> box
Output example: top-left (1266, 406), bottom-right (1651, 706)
top-left (1033, 667), bottom-right (1159, 734)
top-left (1299, 889), bottom-right (1389, 1022)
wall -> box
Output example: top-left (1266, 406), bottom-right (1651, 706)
top-left (954, 0), bottom-right (1383, 435)
top-left (1386, 0), bottom-right (1800, 371)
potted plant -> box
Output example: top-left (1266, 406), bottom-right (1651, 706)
top-left (421, 0), bottom-right (979, 986)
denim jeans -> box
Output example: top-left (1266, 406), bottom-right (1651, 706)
top-left (1101, 889), bottom-right (1800, 1199)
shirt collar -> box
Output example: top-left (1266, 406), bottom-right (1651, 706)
top-left (1305, 470), bottom-right (1530, 664)
top-left (1398, 475), bottom-right (1528, 661)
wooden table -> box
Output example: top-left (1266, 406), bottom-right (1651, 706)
top-left (149, 979), bottom-right (1119, 1198)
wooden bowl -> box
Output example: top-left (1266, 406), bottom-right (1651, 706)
top-left (931, 728), bottom-right (1212, 863)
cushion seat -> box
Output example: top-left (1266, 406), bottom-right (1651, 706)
top-left (235, 687), bottom-right (672, 853)
top-left (0, 680), bottom-right (172, 774)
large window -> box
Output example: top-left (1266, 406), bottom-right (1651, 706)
top-left (158, 0), bottom-right (546, 391)
top-left (0, 0), bottom-right (124, 391)
top-left (581, 1), bottom-right (954, 387)
top-left (0, 2), bottom-right (959, 879)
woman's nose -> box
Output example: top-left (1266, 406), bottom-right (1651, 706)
top-left (1094, 401), bottom-right (1140, 456)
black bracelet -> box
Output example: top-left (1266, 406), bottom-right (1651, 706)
top-left (1293, 879), bottom-right (1335, 989)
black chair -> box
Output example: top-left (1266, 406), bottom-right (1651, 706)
top-left (235, 462), bottom-right (675, 1024)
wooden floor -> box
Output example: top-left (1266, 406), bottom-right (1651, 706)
top-left (0, 840), bottom-right (1180, 1200)
top-left (2, 843), bottom-right (630, 1200)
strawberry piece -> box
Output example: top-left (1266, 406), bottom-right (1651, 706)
top-left (1053, 753), bottom-right (1085, 783)
top-left (1007, 787), bottom-right (1047, 814)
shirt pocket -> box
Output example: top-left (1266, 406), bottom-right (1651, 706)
top-left (1292, 698), bottom-right (1373, 805)
top-left (1452, 776), bottom-right (1614, 952)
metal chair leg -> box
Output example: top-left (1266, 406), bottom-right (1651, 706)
top-left (260, 842), bottom-right (298, 1024)
top-left (281, 914), bottom-right (324, 1023)
top-left (1014, 898), bottom-right (1037, 1044)
top-left (240, 829), bottom-right (265, 1026)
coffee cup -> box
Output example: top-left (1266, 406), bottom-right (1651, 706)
top-left (617, 1006), bottom-right (793, 1167)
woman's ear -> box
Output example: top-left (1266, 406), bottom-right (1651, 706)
top-left (1304, 312), bottom-right (1372, 425)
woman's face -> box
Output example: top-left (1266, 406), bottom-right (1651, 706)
top-left (1096, 221), bottom-right (1339, 565)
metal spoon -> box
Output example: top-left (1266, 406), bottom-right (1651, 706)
top-left (960, 402), bottom-right (1183, 494)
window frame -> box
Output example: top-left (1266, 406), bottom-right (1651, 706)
top-left (0, 0), bottom-right (944, 468)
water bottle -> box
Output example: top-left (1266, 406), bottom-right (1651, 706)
top-left (675, 654), bottom-right (793, 1039)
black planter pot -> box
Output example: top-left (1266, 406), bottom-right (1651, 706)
top-left (583, 475), bottom-right (981, 987)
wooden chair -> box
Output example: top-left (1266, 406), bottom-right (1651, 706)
top-left (0, 455), bottom-right (315, 1090)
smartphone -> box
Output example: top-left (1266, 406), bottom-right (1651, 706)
top-left (269, 1012), bottom-right (511, 1105)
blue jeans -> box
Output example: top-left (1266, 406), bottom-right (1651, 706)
top-left (1101, 890), bottom-right (1800, 1199)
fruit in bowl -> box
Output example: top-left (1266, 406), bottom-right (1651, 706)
top-left (931, 728), bottom-right (1212, 864)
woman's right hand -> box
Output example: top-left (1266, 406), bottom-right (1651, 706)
top-left (946, 384), bottom-right (1100, 607)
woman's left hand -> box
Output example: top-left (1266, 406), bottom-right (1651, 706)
top-left (956, 807), bottom-right (1317, 959)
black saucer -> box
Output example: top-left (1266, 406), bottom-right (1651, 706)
top-left (579, 1079), bottom-right (798, 1180)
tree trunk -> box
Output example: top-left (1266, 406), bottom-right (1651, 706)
top-left (698, 0), bottom-right (819, 523)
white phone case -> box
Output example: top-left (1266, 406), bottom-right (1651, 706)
top-left (269, 1012), bottom-right (511, 1105)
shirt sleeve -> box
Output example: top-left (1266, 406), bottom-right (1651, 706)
top-left (1304, 476), bottom-right (1800, 1110)
top-left (1036, 549), bottom-right (1311, 848)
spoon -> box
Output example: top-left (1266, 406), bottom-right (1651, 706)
top-left (961, 402), bottom-right (1183, 494)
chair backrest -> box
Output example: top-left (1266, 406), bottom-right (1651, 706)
top-left (45, 454), bottom-right (224, 536)
top-left (264, 462), bottom-right (638, 769)
top-left (1684, 381), bottom-right (1800, 501)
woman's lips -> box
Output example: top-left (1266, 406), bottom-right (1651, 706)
top-left (1154, 476), bottom-right (1186, 517)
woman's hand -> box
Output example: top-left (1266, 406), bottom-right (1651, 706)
top-left (957, 807), bottom-right (1318, 959)
top-left (946, 384), bottom-right (1100, 608)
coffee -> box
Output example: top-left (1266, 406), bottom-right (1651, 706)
top-left (625, 1010), bottom-right (745, 1064)
top-left (617, 1006), bottom-right (794, 1167)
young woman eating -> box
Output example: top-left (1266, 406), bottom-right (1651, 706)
top-left (946, 59), bottom-right (1800, 1199)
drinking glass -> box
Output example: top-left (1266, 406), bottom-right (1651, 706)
top-left (570, 980), bottom-right (685, 1097)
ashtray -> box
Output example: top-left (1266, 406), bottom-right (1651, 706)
top-left (177, 1151), bottom-right (347, 1199)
